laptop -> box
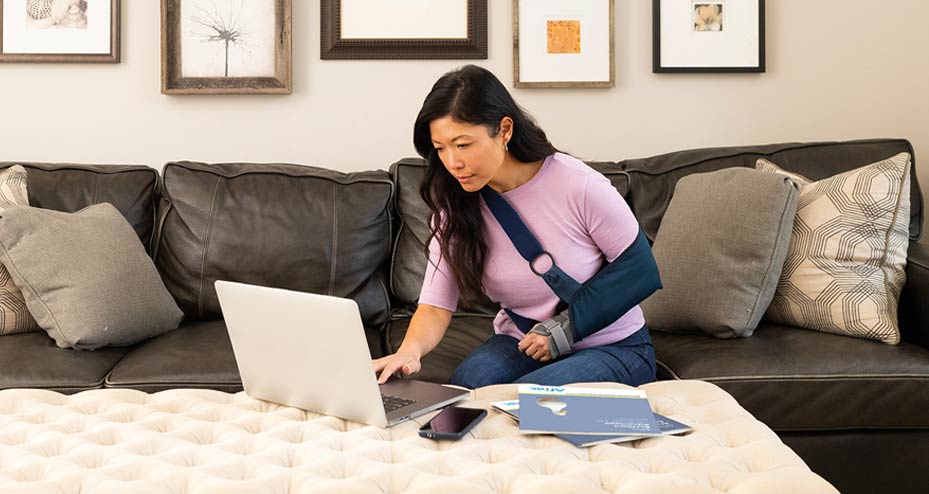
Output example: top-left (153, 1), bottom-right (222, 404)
top-left (214, 280), bottom-right (469, 427)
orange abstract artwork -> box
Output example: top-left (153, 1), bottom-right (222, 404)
top-left (546, 20), bottom-right (581, 54)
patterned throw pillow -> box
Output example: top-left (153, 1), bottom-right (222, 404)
top-left (755, 153), bottom-right (911, 344)
top-left (0, 165), bottom-right (39, 335)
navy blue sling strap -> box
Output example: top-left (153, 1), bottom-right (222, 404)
top-left (480, 186), bottom-right (661, 342)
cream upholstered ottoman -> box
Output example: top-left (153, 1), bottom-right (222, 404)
top-left (0, 380), bottom-right (836, 494)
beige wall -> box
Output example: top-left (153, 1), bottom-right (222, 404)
top-left (2, 0), bottom-right (927, 233)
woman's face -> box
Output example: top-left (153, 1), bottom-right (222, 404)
top-left (429, 116), bottom-right (509, 193)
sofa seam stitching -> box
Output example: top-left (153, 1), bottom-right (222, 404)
top-left (694, 374), bottom-right (929, 381)
top-left (329, 182), bottom-right (338, 295)
top-left (623, 139), bottom-right (908, 176)
top-left (198, 177), bottom-right (223, 318)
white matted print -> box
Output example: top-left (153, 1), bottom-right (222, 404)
top-left (340, 0), bottom-right (467, 40)
top-left (655, 0), bottom-right (764, 72)
top-left (180, 0), bottom-right (276, 78)
top-left (515, 0), bottom-right (613, 88)
top-left (2, 0), bottom-right (112, 55)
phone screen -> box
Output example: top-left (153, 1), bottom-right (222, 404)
top-left (426, 406), bottom-right (485, 434)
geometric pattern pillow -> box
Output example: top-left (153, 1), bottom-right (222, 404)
top-left (0, 165), bottom-right (39, 335)
top-left (755, 153), bottom-right (911, 344)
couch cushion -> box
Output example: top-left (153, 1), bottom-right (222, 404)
top-left (0, 162), bottom-right (158, 247)
top-left (652, 323), bottom-right (929, 430)
top-left (105, 320), bottom-right (241, 393)
top-left (105, 319), bottom-right (386, 393)
top-left (0, 332), bottom-right (129, 393)
top-left (641, 168), bottom-right (798, 339)
top-left (389, 158), bottom-right (628, 311)
top-left (621, 139), bottom-right (922, 242)
top-left (153, 162), bottom-right (394, 332)
top-left (387, 312), bottom-right (495, 384)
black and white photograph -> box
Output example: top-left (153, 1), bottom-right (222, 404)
top-left (182, 0), bottom-right (275, 78)
top-left (26, 0), bottom-right (87, 30)
top-left (161, 0), bottom-right (292, 94)
top-left (0, 0), bottom-right (119, 62)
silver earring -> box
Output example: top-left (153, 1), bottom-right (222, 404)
top-left (504, 141), bottom-right (509, 152)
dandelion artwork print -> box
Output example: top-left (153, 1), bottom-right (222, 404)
top-left (161, 0), bottom-right (292, 94)
top-left (183, 0), bottom-right (274, 78)
top-left (0, 0), bottom-right (119, 62)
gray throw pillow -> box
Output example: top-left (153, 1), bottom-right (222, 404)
top-left (640, 167), bottom-right (798, 338)
top-left (0, 203), bottom-right (183, 350)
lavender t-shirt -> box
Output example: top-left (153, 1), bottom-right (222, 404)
top-left (419, 152), bottom-right (646, 350)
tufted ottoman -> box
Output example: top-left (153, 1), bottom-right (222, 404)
top-left (0, 380), bottom-right (836, 494)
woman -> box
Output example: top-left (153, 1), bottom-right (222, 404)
top-left (373, 65), bottom-right (656, 388)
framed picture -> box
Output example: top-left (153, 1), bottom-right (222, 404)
top-left (514, 0), bottom-right (614, 88)
top-left (653, 0), bottom-right (765, 73)
top-left (161, 0), bottom-right (292, 94)
top-left (0, 0), bottom-right (119, 63)
top-left (321, 0), bottom-right (487, 60)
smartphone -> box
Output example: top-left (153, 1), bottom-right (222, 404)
top-left (418, 406), bottom-right (487, 440)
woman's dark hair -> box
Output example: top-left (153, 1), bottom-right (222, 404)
top-left (412, 65), bottom-right (557, 305)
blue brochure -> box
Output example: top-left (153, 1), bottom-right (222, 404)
top-left (516, 385), bottom-right (662, 436)
top-left (556, 414), bottom-right (693, 447)
top-left (492, 399), bottom-right (692, 448)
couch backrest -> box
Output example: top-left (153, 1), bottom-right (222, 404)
top-left (389, 157), bottom-right (629, 312)
top-left (0, 162), bottom-right (158, 247)
top-left (620, 139), bottom-right (922, 242)
top-left (152, 161), bottom-right (394, 330)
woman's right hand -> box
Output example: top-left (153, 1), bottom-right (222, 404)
top-left (372, 351), bottom-right (422, 384)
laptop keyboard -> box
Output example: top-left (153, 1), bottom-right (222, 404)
top-left (381, 394), bottom-right (416, 413)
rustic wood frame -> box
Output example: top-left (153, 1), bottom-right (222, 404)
top-left (513, 0), bottom-right (615, 88)
top-left (161, 0), bottom-right (292, 95)
top-left (320, 0), bottom-right (487, 60)
top-left (0, 0), bottom-right (120, 63)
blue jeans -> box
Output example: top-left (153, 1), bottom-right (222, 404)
top-left (449, 325), bottom-right (656, 388)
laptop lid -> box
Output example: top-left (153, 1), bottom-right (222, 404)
top-left (214, 280), bottom-right (468, 427)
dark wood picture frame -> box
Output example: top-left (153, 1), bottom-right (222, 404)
top-left (0, 0), bottom-right (120, 63)
top-left (161, 0), bottom-right (292, 95)
top-left (514, 0), bottom-right (615, 88)
top-left (321, 0), bottom-right (487, 60)
top-left (653, 0), bottom-right (765, 73)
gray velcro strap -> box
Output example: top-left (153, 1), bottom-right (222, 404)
top-left (529, 309), bottom-right (574, 359)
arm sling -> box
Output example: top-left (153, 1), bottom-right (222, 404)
top-left (479, 186), bottom-right (661, 357)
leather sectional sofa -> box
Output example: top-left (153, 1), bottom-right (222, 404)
top-left (2, 138), bottom-right (927, 494)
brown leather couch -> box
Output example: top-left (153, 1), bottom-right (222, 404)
top-left (2, 138), bottom-right (927, 494)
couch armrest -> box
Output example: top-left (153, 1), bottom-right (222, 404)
top-left (900, 242), bottom-right (929, 349)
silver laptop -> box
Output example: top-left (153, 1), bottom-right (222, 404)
top-left (215, 280), bottom-right (469, 427)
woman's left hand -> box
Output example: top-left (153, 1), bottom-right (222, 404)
top-left (518, 333), bottom-right (552, 362)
